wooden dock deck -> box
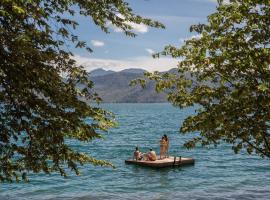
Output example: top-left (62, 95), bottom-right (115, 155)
top-left (125, 156), bottom-right (195, 168)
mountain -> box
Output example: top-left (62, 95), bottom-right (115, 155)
top-left (88, 68), bottom-right (168, 103)
top-left (89, 68), bottom-right (115, 77)
top-left (120, 68), bottom-right (146, 74)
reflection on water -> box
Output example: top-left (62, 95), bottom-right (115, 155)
top-left (1, 104), bottom-right (270, 200)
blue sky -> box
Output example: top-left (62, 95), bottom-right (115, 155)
top-left (73, 0), bottom-right (218, 72)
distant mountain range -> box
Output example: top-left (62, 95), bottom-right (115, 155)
top-left (88, 68), bottom-right (169, 103)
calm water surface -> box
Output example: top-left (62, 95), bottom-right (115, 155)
top-left (1, 104), bottom-right (270, 200)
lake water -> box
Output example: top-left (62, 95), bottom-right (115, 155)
top-left (1, 103), bottom-right (270, 200)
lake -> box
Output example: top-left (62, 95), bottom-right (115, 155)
top-left (1, 103), bottom-right (270, 200)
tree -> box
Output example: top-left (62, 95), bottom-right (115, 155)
top-left (138, 0), bottom-right (270, 157)
top-left (0, 0), bottom-right (164, 182)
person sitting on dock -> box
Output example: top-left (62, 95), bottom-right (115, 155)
top-left (147, 148), bottom-right (157, 161)
top-left (133, 147), bottom-right (143, 160)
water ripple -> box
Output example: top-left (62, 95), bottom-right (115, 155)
top-left (1, 104), bottom-right (270, 200)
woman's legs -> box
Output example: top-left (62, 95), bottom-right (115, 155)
top-left (164, 145), bottom-right (168, 158)
top-left (160, 146), bottom-right (165, 159)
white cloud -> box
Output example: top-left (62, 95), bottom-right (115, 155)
top-left (112, 22), bottom-right (148, 34)
top-left (179, 34), bottom-right (202, 43)
top-left (91, 40), bottom-right (105, 47)
top-left (74, 55), bottom-right (180, 72)
top-left (110, 13), bottom-right (148, 34)
top-left (223, 0), bottom-right (230, 4)
top-left (130, 22), bottom-right (148, 33)
top-left (145, 48), bottom-right (155, 55)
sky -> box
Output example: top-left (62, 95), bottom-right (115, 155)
top-left (72, 0), bottom-right (219, 72)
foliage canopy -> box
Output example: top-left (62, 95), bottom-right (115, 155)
top-left (139, 0), bottom-right (270, 158)
top-left (0, 0), bottom-right (164, 182)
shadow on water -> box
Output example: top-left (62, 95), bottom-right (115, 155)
top-left (127, 163), bottom-right (196, 187)
top-left (127, 163), bottom-right (195, 173)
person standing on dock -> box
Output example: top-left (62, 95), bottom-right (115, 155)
top-left (160, 136), bottom-right (166, 159)
top-left (164, 134), bottom-right (169, 158)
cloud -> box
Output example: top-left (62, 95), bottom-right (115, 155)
top-left (112, 22), bottom-right (148, 34)
top-left (91, 40), bottom-right (105, 47)
top-left (222, 0), bottom-right (230, 4)
top-left (74, 55), bottom-right (180, 72)
top-left (145, 48), bottom-right (155, 55)
top-left (179, 34), bottom-right (202, 43)
top-left (111, 13), bottom-right (148, 34)
top-left (129, 22), bottom-right (148, 33)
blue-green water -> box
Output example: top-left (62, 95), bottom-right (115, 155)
top-left (1, 104), bottom-right (270, 200)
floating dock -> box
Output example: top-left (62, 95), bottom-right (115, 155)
top-left (125, 156), bottom-right (195, 168)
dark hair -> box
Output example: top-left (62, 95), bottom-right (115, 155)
top-left (150, 148), bottom-right (153, 151)
top-left (135, 147), bottom-right (138, 150)
top-left (164, 134), bottom-right (168, 141)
